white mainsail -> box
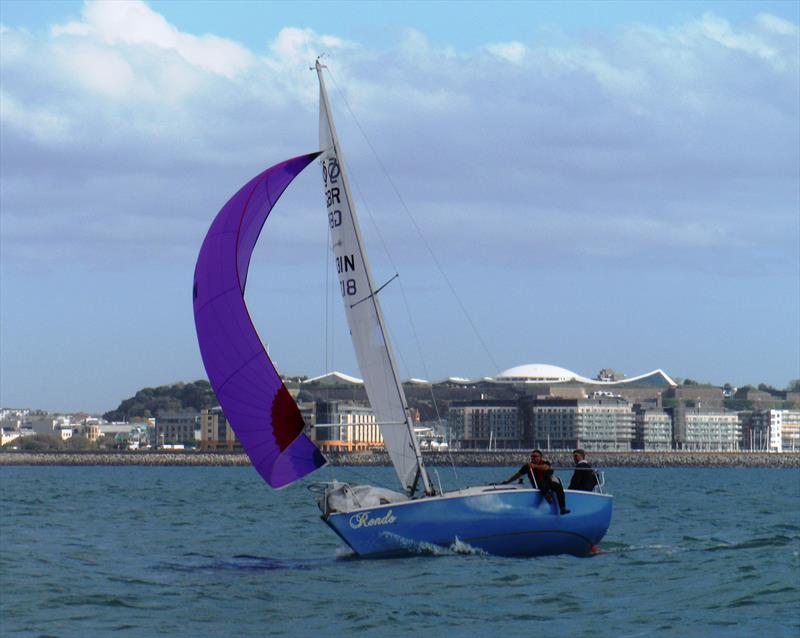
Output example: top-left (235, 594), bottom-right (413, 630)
top-left (315, 60), bottom-right (431, 495)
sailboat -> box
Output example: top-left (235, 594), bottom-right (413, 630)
top-left (193, 59), bottom-right (613, 557)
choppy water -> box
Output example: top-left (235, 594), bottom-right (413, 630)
top-left (1, 465), bottom-right (798, 637)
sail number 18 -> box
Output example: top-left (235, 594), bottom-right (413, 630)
top-left (340, 279), bottom-right (356, 297)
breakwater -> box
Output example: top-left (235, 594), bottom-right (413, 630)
top-left (1, 450), bottom-right (798, 468)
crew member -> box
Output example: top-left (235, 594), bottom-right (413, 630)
top-left (568, 448), bottom-right (598, 492)
top-left (502, 449), bottom-right (570, 514)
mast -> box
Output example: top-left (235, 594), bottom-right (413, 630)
top-left (315, 59), bottom-right (432, 496)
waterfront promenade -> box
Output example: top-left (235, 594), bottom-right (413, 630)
top-left (1, 450), bottom-right (798, 468)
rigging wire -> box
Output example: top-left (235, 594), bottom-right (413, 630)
top-left (344, 177), bottom-right (458, 481)
top-left (338, 116), bottom-right (454, 478)
top-left (324, 68), bottom-right (501, 376)
top-left (328, 231), bottom-right (335, 374)
top-left (324, 67), bottom-right (475, 480)
top-left (324, 196), bottom-right (331, 374)
top-left (326, 461), bottom-right (397, 491)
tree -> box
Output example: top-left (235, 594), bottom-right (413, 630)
top-left (65, 435), bottom-right (93, 451)
top-left (682, 378), bottom-right (699, 386)
top-left (19, 434), bottom-right (64, 452)
top-left (103, 380), bottom-right (217, 421)
top-left (787, 379), bottom-right (800, 393)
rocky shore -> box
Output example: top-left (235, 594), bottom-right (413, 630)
top-left (331, 450), bottom-right (800, 468)
top-left (1, 450), bottom-right (798, 468)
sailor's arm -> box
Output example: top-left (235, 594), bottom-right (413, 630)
top-left (501, 464), bottom-right (529, 484)
top-left (529, 461), bottom-right (552, 473)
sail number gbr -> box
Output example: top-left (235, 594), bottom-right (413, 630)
top-left (322, 157), bottom-right (342, 229)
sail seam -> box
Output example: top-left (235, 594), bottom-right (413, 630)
top-left (194, 284), bottom-right (239, 313)
top-left (212, 350), bottom-right (264, 396)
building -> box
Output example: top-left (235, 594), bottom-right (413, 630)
top-left (633, 406), bottom-right (672, 450)
top-left (0, 417), bottom-right (22, 432)
top-left (199, 407), bottom-right (238, 450)
top-left (778, 410), bottom-right (800, 452)
top-left (530, 397), bottom-right (635, 451)
top-left (448, 400), bottom-right (520, 449)
top-left (501, 364), bottom-right (674, 409)
top-left (733, 387), bottom-right (778, 405)
top-left (745, 409), bottom-right (800, 452)
top-left (663, 385), bottom-right (726, 410)
top-left (312, 400), bottom-right (382, 452)
top-left (85, 423), bottom-right (102, 443)
top-left (740, 411), bottom-right (769, 451)
top-left (494, 363), bottom-right (676, 388)
top-left (29, 417), bottom-right (60, 435)
top-left (673, 410), bottom-right (740, 451)
top-left (156, 411), bottom-right (199, 447)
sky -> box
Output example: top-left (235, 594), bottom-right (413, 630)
top-left (1, 1), bottom-right (798, 413)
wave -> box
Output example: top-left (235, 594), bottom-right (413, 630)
top-left (156, 554), bottom-right (317, 572)
top-left (702, 535), bottom-right (795, 552)
top-left (600, 533), bottom-right (798, 556)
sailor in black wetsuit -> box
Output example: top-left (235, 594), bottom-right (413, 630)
top-left (501, 449), bottom-right (570, 514)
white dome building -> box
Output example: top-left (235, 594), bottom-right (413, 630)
top-left (494, 364), bottom-right (584, 384)
top-left (493, 363), bottom-right (675, 387)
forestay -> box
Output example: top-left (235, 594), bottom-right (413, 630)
top-left (316, 61), bottom-right (431, 495)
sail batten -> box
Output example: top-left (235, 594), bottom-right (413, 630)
top-left (193, 152), bottom-right (326, 489)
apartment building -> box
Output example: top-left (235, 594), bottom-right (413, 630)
top-left (313, 401), bottom-right (383, 452)
top-left (531, 397), bottom-right (635, 451)
top-left (675, 410), bottom-right (740, 451)
top-left (633, 406), bottom-right (672, 450)
top-left (199, 407), bottom-right (238, 450)
top-left (448, 400), bottom-right (520, 449)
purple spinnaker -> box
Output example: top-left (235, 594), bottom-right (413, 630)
top-left (193, 152), bottom-right (325, 488)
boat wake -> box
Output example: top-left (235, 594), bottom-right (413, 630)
top-left (599, 533), bottom-right (798, 557)
top-left (334, 533), bottom-right (489, 558)
top-left (449, 537), bottom-right (489, 555)
top-left (156, 554), bottom-right (317, 572)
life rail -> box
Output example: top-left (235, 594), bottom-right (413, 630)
top-left (494, 467), bottom-right (605, 494)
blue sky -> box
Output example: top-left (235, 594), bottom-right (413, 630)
top-left (1, 1), bottom-right (798, 412)
top-left (4, 1), bottom-right (798, 47)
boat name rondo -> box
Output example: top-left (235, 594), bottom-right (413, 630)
top-left (349, 510), bottom-right (398, 529)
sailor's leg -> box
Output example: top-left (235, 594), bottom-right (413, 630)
top-left (553, 482), bottom-right (569, 513)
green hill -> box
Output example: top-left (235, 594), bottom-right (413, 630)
top-left (103, 380), bottom-right (217, 422)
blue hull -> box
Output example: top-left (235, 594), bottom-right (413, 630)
top-left (324, 486), bottom-right (613, 558)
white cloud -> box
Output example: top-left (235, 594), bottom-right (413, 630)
top-left (1, 4), bottom-right (798, 408)
top-left (269, 27), bottom-right (354, 67)
top-left (0, 5), bottom-right (796, 276)
top-left (484, 41), bottom-right (528, 64)
top-left (682, 12), bottom-right (782, 65)
top-left (0, 90), bottom-right (71, 143)
top-left (52, 0), bottom-right (254, 78)
top-left (55, 41), bottom-right (135, 97)
top-left (755, 13), bottom-right (799, 37)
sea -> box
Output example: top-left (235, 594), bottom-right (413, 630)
top-left (1, 465), bottom-right (798, 638)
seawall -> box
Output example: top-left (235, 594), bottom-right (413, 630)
top-left (1, 451), bottom-right (798, 468)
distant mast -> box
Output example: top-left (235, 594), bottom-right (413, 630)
top-left (315, 59), bottom-right (432, 496)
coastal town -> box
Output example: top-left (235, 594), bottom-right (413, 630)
top-left (2, 364), bottom-right (799, 460)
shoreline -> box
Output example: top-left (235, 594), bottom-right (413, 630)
top-left (1, 450), bottom-right (798, 468)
